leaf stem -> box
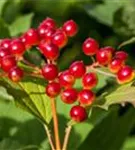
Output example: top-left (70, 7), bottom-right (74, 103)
top-left (50, 97), bottom-right (61, 150)
top-left (62, 125), bottom-right (72, 150)
top-left (44, 124), bottom-right (55, 150)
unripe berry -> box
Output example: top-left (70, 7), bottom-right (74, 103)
top-left (78, 89), bottom-right (95, 106)
top-left (61, 88), bottom-right (78, 104)
top-left (69, 61), bottom-right (86, 78)
top-left (0, 47), bottom-right (11, 63)
top-left (8, 66), bottom-right (23, 82)
top-left (82, 38), bottom-right (99, 56)
top-left (0, 39), bottom-right (11, 50)
top-left (39, 41), bottom-right (59, 60)
top-left (96, 48), bottom-right (112, 65)
top-left (24, 28), bottom-right (40, 47)
top-left (63, 20), bottom-right (78, 37)
top-left (38, 25), bottom-right (55, 41)
top-left (51, 29), bottom-right (68, 48)
top-left (108, 58), bottom-right (124, 73)
top-left (59, 70), bottom-right (75, 88)
top-left (82, 72), bottom-right (98, 89)
top-left (117, 66), bottom-right (135, 84)
top-left (115, 51), bottom-right (128, 61)
top-left (70, 105), bottom-right (87, 122)
top-left (40, 17), bottom-right (56, 29)
top-left (9, 39), bottom-right (25, 56)
top-left (42, 64), bottom-right (58, 80)
top-left (46, 82), bottom-right (61, 97)
top-left (1, 55), bottom-right (16, 72)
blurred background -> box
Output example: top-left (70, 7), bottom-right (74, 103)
top-left (1, 0), bottom-right (135, 149)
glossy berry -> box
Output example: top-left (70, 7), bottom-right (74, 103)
top-left (69, 61), bottom-right (86, 78)
top-left (82, 72), bottom-right (98, 89)
top-left (70, 105), bottom-right (87, 122)
top-left (38, 25), bottom-right (55, 41)
top-left (108, 58), bottom-right (124, 73)
top-left (9, 39), bottom-right (25, 56)
top-left (40, 17), bottom-right (56, 29)
top-left (78, 89), bottom-right (95, 106)
top-left (61, 88), bottom-right (78, 104)
top-left (0, 47), bottom-right (11, 63)
top-left (59, 70), bottom-right (75, 88)
top-left (46, 82), bottom-right (61, 97)
top-left (117, 66), bottom-right (135, 84)
top-left (1, 55), bottom-right (16, 72)
top-left (8, 66), bottom-right (23, 82)
top-left (100, 46), bottom-right (115, 53)
top-left (39, 41), bottom-right (59, 60)
top-left (24, 28), bottom-right (40, 47)
top-left (63, 20), bottom-right (78, 37)
top-left (51, 29), bottom-right (68, 48)
top-left (115, 51), bottom-right (128, 61)
top-left (42, 64), bottom-right (58, 80)
top-left (0, 39), bottom-right (11, 50)
top-left (82, 38), bottom-right (99, 56)
top-left (96, 48), bottom-right (112, 65)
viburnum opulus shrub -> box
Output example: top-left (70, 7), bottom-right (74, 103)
top-left (0, 17), bottom-right (135, 150)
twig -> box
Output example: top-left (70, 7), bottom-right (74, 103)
top-left (44, 124), bottom-right (55, 150)
top-left (50, 97), bottom-right (61, 150)
top-left (62, 126), bottom-right (72, 150)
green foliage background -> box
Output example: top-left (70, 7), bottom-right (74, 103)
top-left (1, 0), bottom-right (135, 149)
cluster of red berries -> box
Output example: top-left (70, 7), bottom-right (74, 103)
top-left (0, 17), bottom-right (134, 123)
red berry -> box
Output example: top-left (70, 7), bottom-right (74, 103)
top-left (0, 39), bottom-right (11, 50)
top-left (46, 82), bottom-right (61, 97)
top-left (40, 17), bottom-right (56, 29)
top-left (70, 105), bottom-right (87, 122)
top-left (115, 51), bottom-right (128, 61)
top-left (69, 61), bottom-right (86, 78)
top-left (101, 46), bottom-right (115, 53)
top-left (8, 66), bottom-right (23, 82)
top-left (51, 29), bottom-right (68, 48)
top-left (82, 72), bottom-right (98, 89)
top-left (59, 70), bottom-right (75, 88)
top-left (9, 39), bottom-right (25, 56)
top-left (117, 66), bottom-right (135, 84)
top-left (1, 55), bottom-right (16, 72)
top-left (63, 20), bottom-right (78, 37)
top-left (0, 47), bottom-right (11, 63)
top-left (96, 48), bottom-right (112, 65)
top-left (108, 58), bottom-right (124, 73)
top-left (24, 28), bottom-right (40, 47)
top-left (38, 25), bottom-right (55, 41)
top-left (39, 41), bottom-right (59, 60)
top-left (61, 88), bottom-right (78, 104)
top-left (82, 38), bottom-right (99, 56)
top-left (78, 89), bottom-right (95, 106)
top-left (42, 64), bottom-right (58, 80)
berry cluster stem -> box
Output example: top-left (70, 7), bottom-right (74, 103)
top-left (50, 97), bottom-right (61, 150)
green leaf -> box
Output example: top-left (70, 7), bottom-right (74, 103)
top-left (0, 0), bottom-right (8, 16)
top-left (9, 13), bottom-right (34, 36)
top-left (113, 1), bottom-right (135, 37)
top-left (0, 76), bottom-right (52, 124)
top-left (0, 18), bottom-right (10, 38)
top-left (83, 0), bottom-right (122, 26)
top-left (98, 82), bottom-right (135, 110)
top-left (122, 137), bottom-right (135, 150)
top-left (0, 86), bottom-right (13, 101)
top-left (78, 107), bottom-right (135, 150)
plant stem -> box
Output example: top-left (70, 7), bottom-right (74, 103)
top-left (44, 124), bottom-right (55, 150)
top-left (62, 126), bottom-right (72, 150)
top-left (50, 97), bottom-right (61, 150)
top-left (91, 67), bottom-right (116, 78)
